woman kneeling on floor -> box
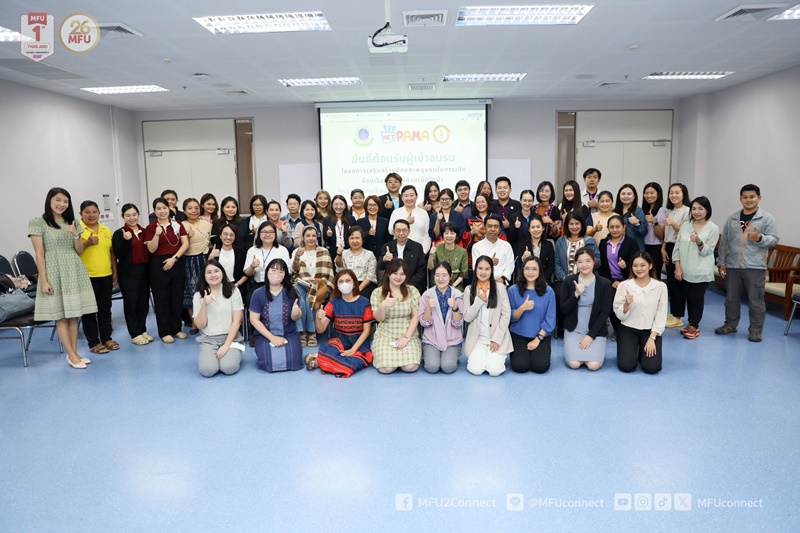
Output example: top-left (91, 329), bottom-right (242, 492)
top-left (305, 269), bottom-right (374, 377)
top-left (192, 259), bottom-right (244, 377)
top-left (249, 258), bottom-right (304, 372)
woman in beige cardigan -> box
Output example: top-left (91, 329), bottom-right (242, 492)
top-left (462, 255), bottom-right (512, 376)
top-left (291, 225), bottom-right (335, 347)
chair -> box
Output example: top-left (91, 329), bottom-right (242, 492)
top-left (0, 313), bottom-right (62, 367)
top-left (0, 255), bottom-right (14, 276)
top-left (12, 251), bottom-right (38, 292)
top-left (784, 293), bottom-right (800, 335)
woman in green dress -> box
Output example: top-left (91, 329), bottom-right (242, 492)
top-left (28, 187), bottom-right (98, 369)
top-left (370, 258), bottom-right (422, 374)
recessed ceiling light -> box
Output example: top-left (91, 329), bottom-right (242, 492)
top-left (193, 12), bottom-right (330, 34)
top-left (456, 5), bottom-right (594, 26)
top-left (278, 77), bottom-right (361, 87)
top-left (0, 25), bottom-right (30, 42)
top-left (769, 3), bottom-right (800, 19)
top-left (642, 72), bottom-right (733, 80)
top-left (81, 85), bottom-right (170, 94)
top-left (443, 73), bottom-right (527, 82)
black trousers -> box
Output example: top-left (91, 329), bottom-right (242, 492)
top-left (149, 255), bottom-right (185, 338)
top-left (609, 282), bottom-right (622, 333)
top-left (664, 243), bottom-right (685, 317)
top-left (120, 263), bottom-right (149, 338)
top-left (616, 324), bottom-right (662, 374)
top-left (645, 244), bottom-right (664, 281)
top-left (683, 280), bottom-right (708, 328)
top-left (510, 332), bottom-right (551, 374)
top-left (82, 275), bottom-right (113, 347)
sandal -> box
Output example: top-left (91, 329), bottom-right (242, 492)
top-left (300, 332), bottom-right (308, 347)
top-left (307, 333), bottom-right (317, 347)
top-left (89, 343), bottom-right (110, 354)
top-left (162, 335), bottom-right (174, 343)
top-left (142, 332), bottom-right (155, 342)
top-left (175, 331), bottom-right (188, 340)
top-left (132, 335), bottom-right (149, 346)
top-left (305, 354), bottom-right (318, 371)
top-left (104, 340), bottom-right (120, 350)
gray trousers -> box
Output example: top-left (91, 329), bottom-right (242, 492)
top-left (724, 268), bottom-right (766, 334)
top-left (422, 344), bottom-right (461, 374)
top-left (197, 333), bottom-right (243, 377)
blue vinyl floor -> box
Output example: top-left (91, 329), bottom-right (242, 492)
top-left (1, 288), bottom-right (799, 532)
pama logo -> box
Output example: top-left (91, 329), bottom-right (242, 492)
top-left (379, 124), bottom-right (452, 143)
top-left (354, 127), bottom-right (373, 146)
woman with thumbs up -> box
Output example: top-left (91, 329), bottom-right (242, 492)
top-left (598, 214), bottom-right (639, 339)
top-left (463, 256), bottom-right (512, 376)
top-left (193, 259), bottom-right (244, 377)
top-left (29, 187), bottom-right (98, 369)
top-left (613, 251), bottom-right (667, 373)
top-left (79, 200), bottom-right (119, 354)
top-left (112, 203), bottom-right (152, 345)
top-left (672, 196), bottom-right (719, 340)
top-left (181, 198), bottom-right (212, 334)
top-left (418, 262), bottom-right (464, 374)
top-left (509, 256), bottom-right (556, 373)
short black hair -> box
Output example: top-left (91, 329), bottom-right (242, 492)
top-left (564, 211), bottom-right (588, 237)
top-left (691, 196), bottom-right (713, 220)
top-left (385, 172), bottom-right (402, 183)
top-left (494, 176), bottom-right (511, 187)
top-left (401, 185), bottom-right (417, 196)
top-left (285, 193), bottom-right (301, 204)
top-left (393, 218), bottom-right (410, 230)
top-left (740, 184), bottom-right (761, 196)
top-left (160, 189), bottom-right (178, 199)
top-left (582, 168), bottom-right (601, 180)
top-left (484, 213), bottom-right (502, 226)
top-left (455, 180), bottom-right (471, 191)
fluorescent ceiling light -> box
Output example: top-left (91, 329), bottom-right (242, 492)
top-left (0, 25), bottom-right (31, 42)
top-left (443, 73), bottom-right (527, 82)
top-left (456, 5), bottom-right (594, 25)
top-left (278, 77), bottom-right (361, 87)
top-left (768, 3), bottom-right (800, 19)
top-left (642, 72), bottom-right (733, 80)
top-left (81, 85), bottom-right (170, 94)
top-left (193, 12), bottom-right (330, 34)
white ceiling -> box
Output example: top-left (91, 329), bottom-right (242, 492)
top-left (1, 0), bottom-right (799, 111)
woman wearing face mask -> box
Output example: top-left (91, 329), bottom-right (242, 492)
top-left (249, 258), bottom-right (303, 372)
top-left (112, 203), bottom-right (152, 345)
top-left (181, 198), bottom-right (212, 334)
top-left (561, 247), bottom-right (612, 371)
top-left (614, 184), bottom-right (648, 251)
top-left (335, 226), bottom-right (377, 299)
top-left (672, 196), bottom-right (719, 340)
top-left (208, 222), bottom-right (247, 292)
top-left (509, 256), bottom-right (556, 374)
top-left (428, 223), bottom-right (468, 290)
top-left (305, 269), bottom-right (375, 377)
top-left (370, 258), bottom-right (422, 374)
top-left (145, 197), bottom-right (190, 343)
top-left (293, 200), bottom-right (324, 250)
top-left (418, 262), bottom-right (464, 374)
top-left (291, 225), bottom-right (335, 347)
top-left (29, 187), bottom-right (98, 369)
top-left (463, 255), bottom-right (512, 376)
top-left (78, 200), bottom-right (119, 355)
top-left (211, 196), bottom-right (246, 252)
top-left (389, 185), bottom-right (432, 253)
top-left (613, 252), bottom-right (667, 374)
top-left (518, 214), bottom-right (555, 285)
top-left (598, 214), bottom-right (640, 339)
top-left (193, 259), bottom-right (244, 377)
top-left (590, 191), bottom-right (615, 242)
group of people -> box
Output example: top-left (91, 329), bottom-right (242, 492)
top-left (28, 171), bottom-right (778, 378)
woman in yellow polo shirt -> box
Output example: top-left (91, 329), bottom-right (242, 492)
top-left (79, 200), bottom-right (119, 354)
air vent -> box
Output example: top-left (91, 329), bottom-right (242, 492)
top-left (98, 22), bottom-right (143, 38)
top-left (403, 10), bottom-right (448, 27)
top-left (715, 4), bottom-right (788, 22)
top-left (409, 83), bottom-right (436, 91)
top-left (595, 81), bottom-right (627, 88)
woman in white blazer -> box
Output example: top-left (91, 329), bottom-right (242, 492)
top-left (462, 255), bottom-right (512, 376)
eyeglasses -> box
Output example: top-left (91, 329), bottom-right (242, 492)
top-left (260, 230), bottom-right (276, 235)
top-left (367, 204), bottom-right (379, 209)
top-left (440, 197), bottom-right (452, 202)
top-left (394, 228), bottom-right (409, 233)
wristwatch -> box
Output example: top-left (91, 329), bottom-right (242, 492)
top-left (536, 334), bottom-right (545, 341)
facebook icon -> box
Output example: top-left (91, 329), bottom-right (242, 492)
top-left (395, 493), bottom-right (413, 511)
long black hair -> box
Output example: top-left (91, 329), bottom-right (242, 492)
top-left (219, 196), bottom-right (241, 224)
top-left (255, 221), bottom-right (278, 249)
top-left (516, 256), bottom-right (548, 297)
top-left (263, 258), bottom-right (298, 302)
top-left (627, 251), bottom-right (657, 280)
top-left (469, 255), bottom-right (498, 308)
top-left (642, 182), bottom-right (664, 214)
top-left (196, 259), bottom-right (235, 299)
top-left (561, 180), bottom-right (583, 212)
top-left (666, 183), bottom-right (690, 210)
top-left (614, 184), bottom-right (640, 215)
top-left (43, 187), bottom-right (75, 229)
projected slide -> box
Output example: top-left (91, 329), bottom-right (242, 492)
top-left (320, 104), bottom-right (487, 199)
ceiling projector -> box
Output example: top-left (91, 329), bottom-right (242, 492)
top-left (368, 22), bottom-right (408, 54)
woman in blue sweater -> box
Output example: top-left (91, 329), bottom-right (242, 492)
top-left (614, 184), bottom-right (648, 251)
top-left (508, 256), bottom-right (556, 374)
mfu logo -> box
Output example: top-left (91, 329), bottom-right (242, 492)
top-left (354, 127), bottom-right (373, 146)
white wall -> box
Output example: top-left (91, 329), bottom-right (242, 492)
top-left (678, 64), bottom-right (799, 246)
top-left (0, 79), bottom-right (139, 257)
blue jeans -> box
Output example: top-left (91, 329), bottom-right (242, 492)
top-left (293, 283), bottom-right (315, 333)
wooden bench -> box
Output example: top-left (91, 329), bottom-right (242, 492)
top-left (714, 244), bottom-right (800, 319)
